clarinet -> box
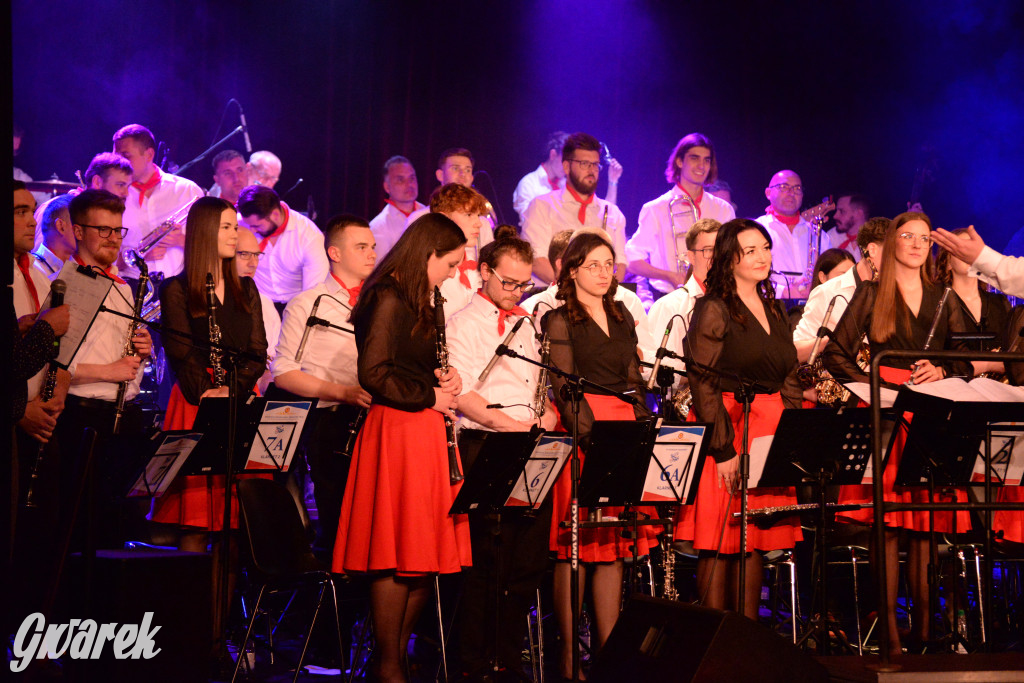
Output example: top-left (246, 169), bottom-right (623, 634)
top-left (341, 409), bottom-right (367, 458)
top-left (206, 273), bottom-right (226, 387)
top-left (909, 286), bottom-right (951, 385)
top-left (433, 286), bottom-right (463, 484)
top-left (113, 267), bottom-right (149, 434)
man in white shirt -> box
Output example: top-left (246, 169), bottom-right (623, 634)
top-left (430, 183), bottom-right (491, 319)
top-left (368, 155), bottom-right (426, 260)
top-left (626, 133), bottom-right (735, 302)
top-left (513, 131), bottom-right (568, 225)
top-left (406, 147), bottom-right (494, 253)
top-left (247, 150), bottom-right (282, 189)
top-left (755, 169), bottom-right (832, 299)
top-left (522, 132), bottom-right (628, 284)
top-left (446, 234), bottom-right (555, 679)
top-left (113, 124), bottom-right (204, 279)
top-left (210, 149), bottom-right (247, 205)
top-left (234, 227), bottom-right (280, 380)
top-left (31, 193), bottom-right (75, 279)
top-left (826, 194), bottom-right (870, 260)
top-left (272, 214), bottom-right (375, 550)
top-left (237, 184), bottom-right (330, 312)
top-left (793, 216), bottom-right (889, 363)
top-left (933, 224), bottom-right (1024, 297)
top-left (84, 152), bottom-right (134, 200)
top-left (647, 218), bottom-right (721, 390)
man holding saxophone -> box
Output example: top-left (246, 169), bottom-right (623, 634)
top-left (113, 123), bottom-right (204, 278)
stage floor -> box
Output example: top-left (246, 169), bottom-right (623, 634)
top-left (819, 653), bottom-right (1024, 682)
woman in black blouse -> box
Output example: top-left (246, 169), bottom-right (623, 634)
top-left (542, 232), bottom-right (654, 678)
top-left (823, 212), bottom-right (970, 654)
top-left (332, 214), bottom-right (467, 683)
top-left (679, 218), bottom-right (803, 619)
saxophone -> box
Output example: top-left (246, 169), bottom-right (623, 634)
top-left (433, 287), bottom-right (463, 484)
top-left (534, 331), bottom-right (551, 418)
top-left (206, 273), bottom-right (226, 387)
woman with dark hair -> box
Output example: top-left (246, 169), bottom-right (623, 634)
top-left (541, 231), bottom-right (655, 678)
top-left (332, 213), bottom-right (469, 683)
top-left (149, 195), bottom-right (268, 656)
top-left (678, 218), bottom-right (803, 618)
top-left (811, 247), bottom-right (856, 291)
top-left (823, 211), bottom-right (971, 654)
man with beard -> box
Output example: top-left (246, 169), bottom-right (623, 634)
top-left (521, 132), bottom-right (627, 284)
top-left (826, 193), bottom-right (870, 260)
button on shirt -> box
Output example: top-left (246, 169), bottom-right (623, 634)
top-left (13, 256), bottom-right (56, 399)
top-left (122, 171), bottom-right (204, 278)
top-left (625, 187), bottom-right (735, 294)
top-left (647, 276), bottom-right (704, 387)
top-left (521, 189), bottom-right (627, 269)
top-left (369, 201), bottom-right (427, 261)
top-left (756, 214), bottom-right (833, 297)
top-left (252, 203), bottom-right (331, 304)
top-left (513, 164), bottom-right (559, 226)
top-left (272, 275), bottom-right (359, 409)
top-left (447, 292), bottom-right (541, 431)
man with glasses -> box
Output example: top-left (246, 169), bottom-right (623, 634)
top-left (235, 227), bottom-right (280, 377)
top-left (445, 233), bottom-right (556, 681)
top-left (626, 133), bottom-right (735, 303)
top-left (406, 147), bottom-right (495, 253)
top-left (756, 169), bottom-right (831, 299)
top-left (522, 132), bottom-right (627, 285)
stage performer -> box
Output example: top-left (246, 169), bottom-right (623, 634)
top-left (406, 147), bottom-right (495, 250)
top-left (541, 232), bottom-right (656, 679)
top-left (823, 211), bottom-right (971, 655)
top-left (429, 183), bottom-right (490, 319)
top-left (369, 155), bottom-right (426, 260)
top-left (332, 213), bottom-right (470, 683)
top-left (680, 218), bottom-right (803, 620)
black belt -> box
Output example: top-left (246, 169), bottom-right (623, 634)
top-left (65, 395), bottom-right (117, 412)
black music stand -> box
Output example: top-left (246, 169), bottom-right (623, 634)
top-left (125, 431), bottom-right (204, 499)
top-left (450, 429), bottom-right (548, 514)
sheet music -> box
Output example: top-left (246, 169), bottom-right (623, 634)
top-left (902, 376), bottom-right (1024, 403)
top-left (641, 425), bottom-right (706, 503)
top-left (506, 434), bottom-right (572, 509)
top-left (41, 261), bottom-right (113, 368)
top-left (844, 382), bottom-right (898, 408)
top-left (245, 400), bottom-right (313, 471)
top-left (127, 433), bottom-right (202, 498)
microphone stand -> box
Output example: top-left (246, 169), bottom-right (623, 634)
top-left (174, 126), bottom-right (245, 176)
top-left (497, 346), bottom-right (639, 682)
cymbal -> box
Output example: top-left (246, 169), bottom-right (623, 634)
top-left (24, 178), bottom-right (80, 193)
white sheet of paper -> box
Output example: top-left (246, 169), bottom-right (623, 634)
top-left (127, 433), bottom-right (202, 498)
top-left (41, 261), bottom-right (113, 367)
top-left (506, 434), bottom-right (572, 509)
top-left (641, 425), bottom-right (706, 503)
top-left (844, 382), bottom-right (898, 408)
top-left (748, 435), bottom-right (773, 488)
top-left (245, 401), bottom-right (313, 471)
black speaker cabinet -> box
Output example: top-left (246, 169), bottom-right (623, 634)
top-left (590, 595), bottom-right (828, 683)
top-left (63, 548), bottom-right (211, 682)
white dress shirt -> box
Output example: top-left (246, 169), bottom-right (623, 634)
top-left (252, 202), bottom-right (330, 305)
top-left (971, 245), bottom-right (1024, 298)
top-left (447, 292), bottom-right (541, 431)
top-left (261, 292), bottom-right (281, 359)
top-left (756, 213), bottom-right (833, 297)
top-left (826, 227), bottom-right (861, 260)
top-left (122, 169), bottom-right (205, 278)
top-left (521, 188), bottom-right (628, 268)
top-left (271, 275), bottom-right (359, 408)
top-left (646, 277), bottom-right (704, 386)
top-left (369, 200), bottom-right (427, 261)
top-left (406, 207), bottom-right (494, 262)
top-left (793, 265), bottom-right (860, 344)
top-left (14, 256), bottom-right (56, 399)
top-left (626, 186), bottom-right (735, 295)
top-left (30, 244), bottom-right (63, 280)
top-left (513, 164), bottom-right (560, 225)
top-left (66, 266), bottom-right (145, 401)
top-left (439, 265), bottom-right (482, 322)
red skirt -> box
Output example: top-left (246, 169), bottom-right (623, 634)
top-left (549, 394), bottom-right (661, 562)
top-left (676, 392), bottom-right (802, 553)
top-left (332, 405), bottom-right (471, 576)
top-left (994, 487), bottom-right (1024, 545)
top-left (837, 367), bottom-right (971, 532)
top-left (148, 383), bottom-right (267, 531)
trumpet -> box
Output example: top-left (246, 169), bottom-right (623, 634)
top-left (123, 196), bottom-right (199, 266)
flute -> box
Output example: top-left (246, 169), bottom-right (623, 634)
top-left (909, 286), bottom-right (951, 385)
top-left (432, 287), bottom-right (463, 484)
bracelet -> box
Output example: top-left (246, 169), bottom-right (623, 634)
top-left (608, 180), bottom-right (618, 186)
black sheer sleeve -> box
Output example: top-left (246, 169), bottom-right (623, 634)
top-left (619, 304), bottom-right (651, 418)
top-left (941, 294), bottom-right (973, 379)
top-left (542, 308), bottom-right (598, 446)
top-left (234, 278), bottom-right (268, 394)
top-left (356, 287), bottom-right (436, 411)
top-left (823, 281), bottom-right (875, 385)
top-left (159, 277), bottom-right (211, 405)
top-left (685, 297), bottom-right (735, 464)
top-left (1004, 305), bottom-right (1024, 385)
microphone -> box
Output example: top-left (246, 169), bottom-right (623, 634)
top-left (295, 294), bottom-right (324, 362)
top-left (283, 178), bottom-right (304, 198)
top-left (647, 318), bottom-right (675, 390)
top-left (50, 279), bottom-right (67, 309)
top-left (807, 294), bottom-right (839, 366)
top-left (479, 316), bottom-right (526, 382)
top-left (238, 104), bottom-right (253, 153)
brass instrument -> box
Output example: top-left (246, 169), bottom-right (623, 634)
top-left (670, 385), bottom-right (692, 419)
top-left (206, 273), bottom-right (226, 387)
top-left (123, 196), bottom-right (200, 265)
top-left (668, 193), bottom-right (698, 275)
top-left (112, 264), bottom-right (149, 434)
top-left (433, 287), bottom-right (463, 484)
top-left (534, 331), bottom-right (551, 418)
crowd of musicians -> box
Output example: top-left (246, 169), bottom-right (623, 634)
top-left (11, 123), bottom-right (1024, 681)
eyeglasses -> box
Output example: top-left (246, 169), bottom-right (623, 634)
top-left (689, 247), bottom-right (715, 258)
top-left (568, 159), bottom-right (602, 172)
top-left (897, 232), bottom-right (932, 245)
top-left (768, 183), bottom-right (804, 194)
top-left (235, 250), bottom-right (265, 261)
top-left (579, 261), bottom-right (614, 275)
top-left (77, 223), bottom-right (129, 238)
top-left (492, 273), bottom-right (532, 292)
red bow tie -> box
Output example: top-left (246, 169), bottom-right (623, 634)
top-left (458, 259), bottom-right (477, 288)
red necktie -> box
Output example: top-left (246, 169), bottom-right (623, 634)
top-left (332, 273), bottom-right (362, 305)
top-left (565, 186), bottom-right (593, 225)
top-left (17, 254), bottom-right (40, 312)
top-left (766, 206), bottom-right (800, 227)
top-left (458, 259), bottom-right (477, 288)
top-left (131, 168), bottom-right (161, 207)
top-left (675, 184), bottom-right (703, 219)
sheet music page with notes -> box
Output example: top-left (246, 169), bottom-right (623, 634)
top-left (41, 260), bottom-right (114, 368)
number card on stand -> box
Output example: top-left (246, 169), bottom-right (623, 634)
top-left (244, 400), bottom-right (315, 472)
top-left (127, 432), bottom-right (203, 498)
top-left (973, 422), bottom-right (1024, 486)
top-left (506, 433), bottom-right (573, 509)
top-left (640, 424), bottom-right (710, 504)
